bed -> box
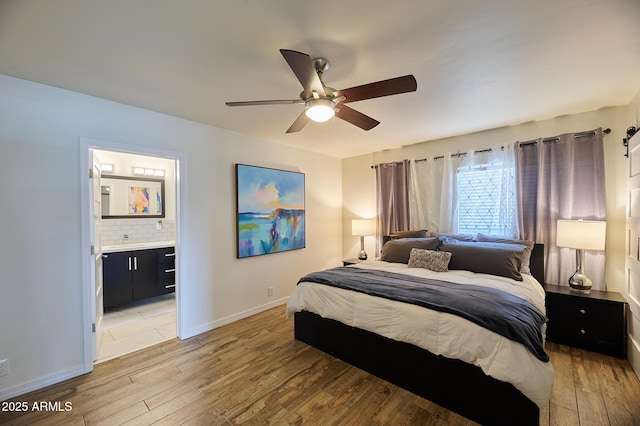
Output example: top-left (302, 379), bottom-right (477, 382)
top-left (287, 235), bottom-right (551, 425)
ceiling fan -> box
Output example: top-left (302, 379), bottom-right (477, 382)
top-left (226, 49), bottom-right (417, 133)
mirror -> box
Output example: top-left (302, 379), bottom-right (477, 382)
top-left (101, 175), bottom-right (165, 219)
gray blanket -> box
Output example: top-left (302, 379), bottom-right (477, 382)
top-left (298, 267), bottom-right (549, 362)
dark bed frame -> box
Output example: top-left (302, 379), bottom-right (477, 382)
top-left (294, 243), bottom-right (545, 426)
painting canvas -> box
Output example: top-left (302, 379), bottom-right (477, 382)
top-left (236, 164), bottom-right (305, 258)
top-left (128, 186), bottom-right (150, 214)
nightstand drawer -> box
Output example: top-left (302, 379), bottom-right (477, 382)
top-left (545, 284), bottom-right (628, 358)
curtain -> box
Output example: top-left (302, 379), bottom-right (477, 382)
top-left (409, 154), bottom-right (456, 233)
top-left (517, 128), bottom-right (606, 288)
top-left (375, 160), bottom-right (410, 255)
top-left (409, 143), bottom-right (519, 237)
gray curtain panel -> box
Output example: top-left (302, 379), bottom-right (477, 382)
top-left (517, 128), bottom-right (606, 288)
top-left (375, 160), bottom-right (410, 256)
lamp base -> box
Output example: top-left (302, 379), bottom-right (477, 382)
top-left (358, 235), bottom-right (367, 260)
top-left (568, 271), bottom-right (592, 292)
top-left (568, 248), bottom-right (592, 293)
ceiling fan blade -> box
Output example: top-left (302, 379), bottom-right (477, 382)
top-left (226, 99), bottom-right (303, 106)
top-left (335, 75), bottom-right (417, 104)
top-left (280, 49), bottom-right (326, 97)
top-left (286, 111), bottom-right (311, 133)
top-left (335, 104), bottom-right (380, 131)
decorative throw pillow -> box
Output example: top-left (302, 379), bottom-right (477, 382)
top-left (381, 237), bottom-right (440, 264)
top-left (408, 248), bottom-right (452, 272)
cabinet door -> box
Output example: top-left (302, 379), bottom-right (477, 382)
top-left (132, 249), bottom-right (161, 301)
top-left (103, 251), bottom-right (133, 308)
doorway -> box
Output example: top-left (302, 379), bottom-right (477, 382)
top-left (80, 138), bottom-right (184, 372)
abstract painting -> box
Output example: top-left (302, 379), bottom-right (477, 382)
top-left (128, 186), bottom-right (150, 214)
top-left (236, 164), bottom-right (305, 258)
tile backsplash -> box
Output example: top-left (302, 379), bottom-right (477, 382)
top-left (102, 219), bottom-right (176, 246)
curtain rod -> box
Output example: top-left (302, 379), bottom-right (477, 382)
top-left (371, 127), bottom-right (610, 168)
top-left (518, 128), bottom-right (610, 146)
top-left (371, 161), bottom-right (405, 169)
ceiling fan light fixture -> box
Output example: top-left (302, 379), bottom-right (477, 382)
top-left (305, 98), bottom-right (335, 122)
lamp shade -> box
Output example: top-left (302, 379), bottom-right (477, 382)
top-left (352, 219), bottom-right (375, 236)
top-left (556, 220), bottom-right (606, 250)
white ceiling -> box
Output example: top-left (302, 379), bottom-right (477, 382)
top-left (1, 0), bottom-right (639, 158)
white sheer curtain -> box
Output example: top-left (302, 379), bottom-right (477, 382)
top-left (409, 143), bottom-right (519, 237)
top-left (409, 154), bottom-right (455, 232)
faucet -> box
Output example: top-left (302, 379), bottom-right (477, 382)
top-left (123, 234), bottom-right (129, 244)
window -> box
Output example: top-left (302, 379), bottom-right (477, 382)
top-left (456, 161), bottom-right (517, 236)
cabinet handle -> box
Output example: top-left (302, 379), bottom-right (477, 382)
top-left (128, 257), bottom-right (132, 271)
top-left (134, 257), bottom-right (138, 270)
top-left (580, 329), bottom-right (586, 335)
top-left (579, 309), bottom-right (586, 314)
top-left (164, 268), bottom-right (176, 273)
top-left (165, 284), bottom-right (176, 289)
top-left (164, 253), bottom-right (175, 257)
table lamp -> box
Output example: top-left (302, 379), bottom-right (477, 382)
top-left (556, 219), bottom-right (606, 291)
top-left (352, 219), bottom-right (375, 260)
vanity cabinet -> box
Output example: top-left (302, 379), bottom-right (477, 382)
top-left (103, 246), bottom-right (175, 308)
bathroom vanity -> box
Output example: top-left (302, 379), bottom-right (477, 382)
top-left (102, 241), bottom-right (175, 309)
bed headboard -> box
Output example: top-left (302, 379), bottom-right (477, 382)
top-left (382, 236), bottom-right (545, 284)
top-left (530, 243), bottom-right (545, 284)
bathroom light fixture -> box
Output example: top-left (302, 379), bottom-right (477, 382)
top-left (556, 219), bottom-right (606, 292)
top-left (101, 163), bottom-right (114, 173)
top-left (132, 167), bottom-right (165, 177)
top-left (305, 98), bottom-right (335, 122)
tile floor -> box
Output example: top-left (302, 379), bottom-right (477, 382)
top-left (97, 293), bottom-right (176, 363)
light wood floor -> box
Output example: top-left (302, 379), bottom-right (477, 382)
top-left (1, 306), bottom-right (639, 425)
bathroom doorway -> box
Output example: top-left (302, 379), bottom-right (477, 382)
top-left (80, 138), bottom-right (184, 371)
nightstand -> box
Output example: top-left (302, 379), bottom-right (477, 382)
top-left (342, 258), bottom-right (361, 266)
top-left (544, 284), bottom-right (628, 358)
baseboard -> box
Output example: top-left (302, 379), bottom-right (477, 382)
top-left (0, 364), bottom-right (85, 402)
top-left (183, 297), bottom-right (289, 339)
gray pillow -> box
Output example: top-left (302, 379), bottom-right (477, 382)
top-left (408, 248), bottom-right (452, 272)
top-left (390, 230), bottom-right (428, 239)
top-left (429, 232), bottom-right (476, 243)
top-left (476, 234), bottom-right (535, 274)
top-left (440, 241), bottom-right (525, 281)
top-left (381, 237), bottom-right (440, 264)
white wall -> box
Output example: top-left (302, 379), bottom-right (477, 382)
top-left (342, 106), bottom-right (630, 294)
top-left (0, 74), bottom-right (342, 399)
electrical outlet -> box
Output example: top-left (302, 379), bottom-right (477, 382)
top-left (0, 359), bottom-right (8, 377)
top-left (267, 287), bottom-right (274, 297)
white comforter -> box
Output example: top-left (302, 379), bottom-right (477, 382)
top-left (286, 260), bottom-right (553, 408)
